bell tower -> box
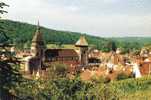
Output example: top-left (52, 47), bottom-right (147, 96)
top-left (75, 35), bottom-right (88, 67)
top-left (26, 21), bottom-right (46, 77)
top-left (31, 21), bottom-right (45, 58)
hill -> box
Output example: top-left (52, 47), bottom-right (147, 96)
top-left (0, 20), bottom-right (109, 50)
top-left (1, 19), bottom-right (151, 52)
top-left (110, 37), bottom-right (151, 45)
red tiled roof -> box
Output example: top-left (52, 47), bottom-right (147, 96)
top-left (45, 49), bottom-right (79, 58)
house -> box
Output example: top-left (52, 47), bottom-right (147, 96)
top-left (140, 59), bottom-right (151, 75)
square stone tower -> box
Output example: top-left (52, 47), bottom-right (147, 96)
top-left (75, 35), bottom-right (88, 67)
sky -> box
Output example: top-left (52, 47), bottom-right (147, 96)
top-left (2, 0), bottom-right (151, 37)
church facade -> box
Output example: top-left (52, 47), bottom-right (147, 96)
top-left (26, 22), bottom-right (90, 76)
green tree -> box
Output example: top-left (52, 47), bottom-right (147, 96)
top-left (47, 62), bottom-right (68, 80)
top-left (0, 2), bottom-right (22, 99)
top-left (0, 2), bottom-right (9, 16)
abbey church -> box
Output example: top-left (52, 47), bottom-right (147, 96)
top-left (25, 22), bottom-right (98, 77)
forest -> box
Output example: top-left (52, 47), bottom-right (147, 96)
top-left (1, 20), bottom-right (151, 53)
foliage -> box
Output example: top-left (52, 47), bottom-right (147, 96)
top-left (112, 76), bottom-right (151, 95)
top-left (1, 7), bottom-right (151, 99)
top-left (0, 61), bottom-right (21, 89)
top-left (47, 62), bottom-right (68, 79)
top-left (91, 75), bottom-right (109, 84)
top-left (0, 2), bottom-right (9, 16)
top-left (0, 2), bottom-right (23, 99)
top-left (8, 73), bottom-right (151, 100)
top-left (14, 80), bottom-right (58, 100)
top-left (0, 20), bottom-right (147, 53)
top-left (121, 89), bottom-right (151, 100)
top-left (14, 78), bottom-right (120, 100)
top-left (0, 61), bottom-right (22, 99)
top-left (103, 40), bottom-right (117, 52)
top-left (14, 78), bottom-right (91, 100)
top-left (116, 72), bottom-right (130, 80)
top-left (87, 83), bottom-right (120, 100)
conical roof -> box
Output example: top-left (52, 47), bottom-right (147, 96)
top-left (32, 30), bottom-right (44, 43)
top-left (75, 36), bottom-right (88, 47)
top-left (31, 21), bottom-right (44, 47)
top-left (32, 21), bottom-right (43, 42)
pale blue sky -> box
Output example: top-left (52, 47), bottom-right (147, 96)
top-left (2, 0), bottom-right (151, 37)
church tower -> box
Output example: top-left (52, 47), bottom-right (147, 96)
top-left (75, 35), bottom-right (88, 67)
top-left (31, 21), bottom-right (45, 58)
top-left (26, 21), bottom-right (46, 77)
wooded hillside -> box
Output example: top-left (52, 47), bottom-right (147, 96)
top-left (1, 20), bottom-right (151, 52)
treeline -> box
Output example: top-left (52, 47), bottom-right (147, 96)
top-left (0, 19), bottom-right (150, 53)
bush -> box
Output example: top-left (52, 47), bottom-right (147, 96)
top-left (87, 83), bottom-right (120, 100)
top-left (91, 75), bottom-right (110, 84)
top-left (116, 72), bottom-right (130, 80)
top-left (13, 76), bottom-right (151, 99)
top-left (47, 62), bottom-right (68, 79)
top-left (112, 76), bottom-right (151, 93)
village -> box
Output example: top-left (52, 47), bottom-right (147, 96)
top-left (2, 22), bottom-right (150, 82)
top-left (2, 0), bottom-right (151, 99)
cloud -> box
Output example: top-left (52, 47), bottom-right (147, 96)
top-left (66, 6), bottom-right (80, 12)
top-left (2, 0), bottom-right (151, 37)
top-left (103, 0), bottom-right (119, 3)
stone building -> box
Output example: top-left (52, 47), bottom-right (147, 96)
top-left (27, 21), bottom-right (45, 76)
top-left (75, 36), bottom-right (89, 67)
top-left (45, 49), bottom-right (79, 65)
top-left (45, 49), bottom-right (79, 73)
top-left (25, 21), bottom-right (99, 77)
top-left (31, 21), bottom-right (45, 58)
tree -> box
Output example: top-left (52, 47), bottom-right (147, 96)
top-left (0, 2), bottom-right (9, 43)
top-left (111, 41), bottom-right (117, 52)
top-left (0, 2), bottom-right (9, 16)
top-left (47, 62), bottom-right (68, 79)
top-left (0, 2), bottom-right (22, 99)
top-left (103, 40), bottom-right (117, 52)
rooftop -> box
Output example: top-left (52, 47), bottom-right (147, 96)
top-left (75, 36), bottom-right (88, 47)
